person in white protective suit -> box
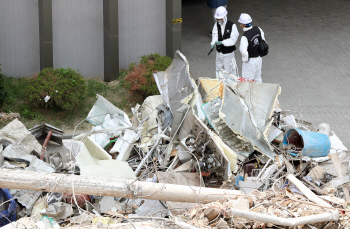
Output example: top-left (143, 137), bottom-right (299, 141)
top-left (210, 6), bottom-right (239, 76)
top-left (238, 13), bottom-right (266, 83)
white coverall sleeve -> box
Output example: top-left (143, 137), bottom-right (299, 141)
top-left (239, 36), bottom-right (249, 63)
top-left (222, 24), bottom-right (239, 47)
top-left (211, 23), bottom-right (218, 46)
top-left (259, 27), bottom-right (266, 41)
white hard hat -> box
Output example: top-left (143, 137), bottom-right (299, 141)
top-left (214, 6), bottom-right (227, 19)
top-left (238, 13), bottom-right (252, 24)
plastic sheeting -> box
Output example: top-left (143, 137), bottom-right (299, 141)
top-left (0, 189), bottom-right (17, 227)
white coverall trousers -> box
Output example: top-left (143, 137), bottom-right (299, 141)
top-left (216, 51), bottom-right (236, 76)
top-left (242, 56), bottom-right (262, 83)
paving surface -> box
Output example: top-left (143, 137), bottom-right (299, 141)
top-left (182, 0), bottom-right (350, 147)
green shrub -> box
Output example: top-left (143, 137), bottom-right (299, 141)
top-left (27, 67), bottom-right (86, 111)
top-left (0, 67), bottom-right (6, 107)
top-left (124, 54), bottom-right (172, 98)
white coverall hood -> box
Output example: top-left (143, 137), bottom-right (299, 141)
top-left (217, 15), bottom-right (227, 25)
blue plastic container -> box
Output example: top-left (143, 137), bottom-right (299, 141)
top-left (283, 128), bottom-right (331, 158)
top-left (235, 175), bottom-right (244, 188)
top-left (0, 188), bottom-right (17, 227)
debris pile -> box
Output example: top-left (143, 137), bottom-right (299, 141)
top-left (1, 51), bottom-right (350, 228)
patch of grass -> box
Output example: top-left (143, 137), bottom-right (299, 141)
top-left (3, 77), bottom-right (30, 105)
top-left (0, 67), bottom-right (5, 107)
top-left (87, 78), bottom-right (109, 97)
top-left (19, 104), bottom-right (42, 120)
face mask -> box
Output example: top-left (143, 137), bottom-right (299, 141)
top-left (218, 19), bottom-right (224, 25)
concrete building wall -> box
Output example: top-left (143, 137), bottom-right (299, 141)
top-left (0, 0), bottom-right (40, 77)
top-left (52, 0), bottom-right (104, 78)
top-left (118, 0), bottom-right (166, 69)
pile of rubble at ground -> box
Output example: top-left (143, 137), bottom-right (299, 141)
top-left (1, 51), bottom-right (350, 228)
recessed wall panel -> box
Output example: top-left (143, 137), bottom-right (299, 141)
top-left (52, 0), bottom-right (104, 78)
top-left (119, 0), bottom-right (166, 69)
top-left (0, 0), bottom-right (40, 77)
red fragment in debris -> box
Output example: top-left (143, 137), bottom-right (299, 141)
top-left (63, 193), bottom-right (91, 209)
top-left (237, 77), bottom-right (255, 82)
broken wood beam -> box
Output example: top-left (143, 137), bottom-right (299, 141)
top-left (328, 152), bottom-right (350, 201)
top-left (286, 174), bottom-right (331, 207)
top-left (227, 209), bottom-right (338, 227)
top-left (0, 169), bottom-right (241, 204)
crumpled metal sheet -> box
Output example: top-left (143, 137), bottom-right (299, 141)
top-left (177, 108), bottom-right (234, 178)
top-left (171, 103), bottom-right (191, 137)
top-left (9, 189), bottom-right (41, 217)
top-left (29, 123), bottom-right (63, 146)
top-left (220, 83), bottom-right (281, 160)
top-left (156, 103), bottom-right (173, 131)
top-left (43, 202), bottom-right (73, 220)
top-left (201, 97), bottom-right (254, 161)
top-left (153, 51), bottom-right (195, 115)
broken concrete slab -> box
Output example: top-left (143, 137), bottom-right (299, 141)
top-left (2, 143), bottom-right (55, 173)
top-left (0, 119), bottom-right (42, 155)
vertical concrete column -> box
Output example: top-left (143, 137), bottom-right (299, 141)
top-left (39, 0), bottom-right (53, 70)
top-left (166, 0), bottom-right (182, 58)
top-left (103, 0), bottom-right (119, 82)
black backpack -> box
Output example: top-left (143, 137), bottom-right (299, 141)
top-left (259, 30), bottom-right (269, 57)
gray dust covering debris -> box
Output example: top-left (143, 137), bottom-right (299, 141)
top-left (1, 51), bottom-right (349, 228)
